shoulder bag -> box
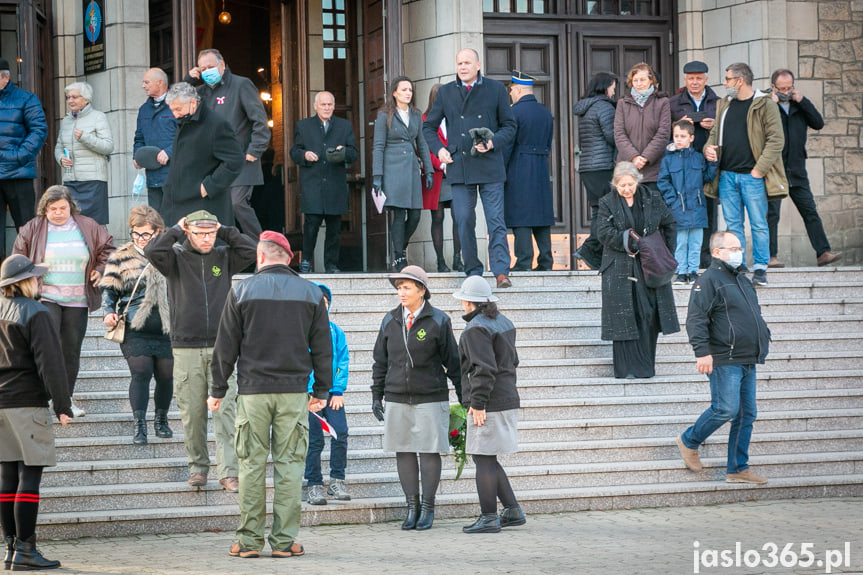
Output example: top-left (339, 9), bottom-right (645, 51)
top-left (104, 263), bottom-right (150, 344)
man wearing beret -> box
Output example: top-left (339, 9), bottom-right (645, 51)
top-left (669, 61), bottom-right (720, 268)
top-left (209, 231), bottom-right (332, 558)
top-left (0, 58), bottom-right (47, 260)
top-left (144, 210), bottom-right (256, 492)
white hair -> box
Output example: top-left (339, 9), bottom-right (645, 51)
top-left (612, 161), bottom-right (644, 185)
top-left (166, 82), bottom-right (200, 105)
top-left (65, 81), bottom-right (94, 101)
top-left (314, 91), bottom-right (335, 105)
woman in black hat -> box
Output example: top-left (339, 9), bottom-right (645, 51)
top-left (371, 265), bottom-right (461, 530)
top-left (0, 254), bottom-right (72, 570)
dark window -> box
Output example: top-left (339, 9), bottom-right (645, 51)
top-left (483, 0), bottom-right (550, 14)
top-left (584, 0), bottom-right (656, 16)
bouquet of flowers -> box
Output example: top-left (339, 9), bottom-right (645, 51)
top-left (449, 403), bottom-right (468, 479)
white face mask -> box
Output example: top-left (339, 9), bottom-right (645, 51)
top-left (726, 251), bottom-right (743, 268)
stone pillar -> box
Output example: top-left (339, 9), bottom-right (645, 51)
top-left (53, 0), bottom-right (149, 242)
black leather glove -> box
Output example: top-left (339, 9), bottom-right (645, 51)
top-left (326, 147), bottom-right (346, 163)
top-left (424, 173), bottom-right (434, 189)
top-left (372, 398), bottom-right (385, 422)
top-left (373, 176), bottom-right (382, 189)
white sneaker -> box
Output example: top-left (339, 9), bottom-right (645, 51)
top-left (70, 401), bottom-right (86, 418)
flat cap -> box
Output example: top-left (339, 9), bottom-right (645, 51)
top-left (683, 61), bottom-right (708, 75)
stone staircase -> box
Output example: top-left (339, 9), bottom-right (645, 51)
top-left (38, 267), bottom-right (863, 539)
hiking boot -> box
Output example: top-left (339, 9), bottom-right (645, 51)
top-left (676, 435), bottom-right (703, 472)
top-left (726, 469), bottom-right (768, 484)
top-left (327, 479), bottom-right (351, 501)
top-left (307, 484), bottom-right (327, 505)
top-left (228, 542), bottom-right (260, 558)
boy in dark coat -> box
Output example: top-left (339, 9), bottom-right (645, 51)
top-left (657, 120), bottom-right (717, 284)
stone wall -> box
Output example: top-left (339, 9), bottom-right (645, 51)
top-left (678, 0), bottom-right (862, 266)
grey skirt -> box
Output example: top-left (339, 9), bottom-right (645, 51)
top-left (0, 407), bottom-right (57, 467)
top-left (382, 401), bottom-right (450, 454)
top-left (466, 408), bottom-right (519, 456)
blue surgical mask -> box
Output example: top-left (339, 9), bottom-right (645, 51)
top-left (201, 67), bottom-right (222, 86)
top-left (726, 251), bottom-right (743, 269)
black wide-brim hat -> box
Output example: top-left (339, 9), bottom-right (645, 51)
top-left (134, 146), bottom-right (162, 171)
top-left (0, 254), bottom-right (49, 287)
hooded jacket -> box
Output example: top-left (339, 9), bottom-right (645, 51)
top-left (144, 225), bottom-right (256, 348)
top-left (657, 145), bottom-right (717, 230)
top-left (686, 258), bottom-right (770, 366)
top-left (307, 283), bottom-right (350, 396)
top-left (573, 95), bottom-right (616, 172)
top-left (705, 91), bottom-right (788, 199)
top-left (371, 303), bottom-right (461, 405)
top-left (0, 79), bottom-right (48, 180)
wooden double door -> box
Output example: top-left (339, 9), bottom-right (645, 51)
top-left (484, 13), bottom-right (673, 266)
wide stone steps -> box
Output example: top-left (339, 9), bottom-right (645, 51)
top-left (37, 267), bottom-right (863, 539)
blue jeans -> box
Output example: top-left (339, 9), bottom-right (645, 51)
top-left (718, 171), bottom-right (769, 270)
top-left (304, 396), bottom-right (349, 484)
top-left (681, 364), bottom-right (758, 474)
top-left (675, 228), bottom-right (704, 275)
top-left (451, 182), bottom-right (510, 277)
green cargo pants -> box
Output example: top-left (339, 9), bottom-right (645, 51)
top-left (172, 347), bottom-right (238, 479)
top-left (234, 392), bottom-right (309, 552)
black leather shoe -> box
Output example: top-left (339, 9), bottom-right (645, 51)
top-left (401, 495), bottom-right (420, 530)
top-left (132, 410), bottom-right (147, 445)
top-left (11, 536), bottom-right (60, 570)
top-left (463, 513), bottom-right (501, 533)
top-left (154, 409), bottom-right (173, 438)
top-left (414, 496), bottom-right (435, 530)
top-left (499, 504), bottom-right (526, 527)
top-left (436, 257), bottom-right (450, 273)
top-left (451, 253), bottom-right (464, 272)
top-left (4, 535), bottom-right (14, 570)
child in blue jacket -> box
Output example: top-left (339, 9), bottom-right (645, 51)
top-left (304, 283), bottom-right (351, 504)
top-left (658, 120), bottom-right (718, 284)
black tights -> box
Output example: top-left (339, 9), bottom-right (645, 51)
top-left (430, 202), bottom-right (460, 260)
top-left (395, 452), bottom-right (441, 498)
top-left (0, 461), bottom-right (43, 541)
top-left (127, 355), bottom-right (174, 413)
top-left (389, 207), bottom-right (421, 257)
top-left (472, 455), bottom-right (517, 514)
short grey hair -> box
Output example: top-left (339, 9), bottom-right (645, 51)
top-left (314, 91), bottom-right (335, 105)
top-left (726, 62), bottom-right (753, 87)
top-left (166, 82), bottom-right (200, 105)
top-left (197, 48), bottom-right (224, 63)
top-left (147, 67), bottom-right (169, 86)
top-left (612, 161), bottom-right (644, 185)
top-left (0, 70), bottom-right (10, 78)
top-left (709, 230), bottom-right (738, 252)
top-left (65, 81), bottom-right (93, 101)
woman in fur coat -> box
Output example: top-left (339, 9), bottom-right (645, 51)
top-left (100, 205), bottom-right (173, 444)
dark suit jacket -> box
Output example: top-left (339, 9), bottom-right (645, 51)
top-left (422, 73), bottom-right (516, 185)
top-left (161, 105), bottom-right (244, 226)
top-left (289, 115), bottom-right (358, 215)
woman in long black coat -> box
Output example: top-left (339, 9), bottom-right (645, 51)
top-left (596, 161), bottom-right (680, 379)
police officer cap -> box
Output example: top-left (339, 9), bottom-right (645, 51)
top-left (511, 70), bottom-right (535, 86)
top-left (134, 146), bottom-right (162, 171)
top-left (683, 61), bottom-right (708, 75)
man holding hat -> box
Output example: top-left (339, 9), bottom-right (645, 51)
top-left (209, 230), bottom-right (332, 558)
top-left (669, 60), bottom-right (720, 268)
top-left (0, 58), bottom-right (48, 260)
top-left (144, 210), bottom-right (256, 492)
top-left (504, 71), bottom-right (554, 272)
top-left (133, 68), bottom-right (176, 212)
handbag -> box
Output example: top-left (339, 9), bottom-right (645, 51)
top-left (625, 229), bottom-right (677, 288)
top-left (104, 263), bottom-right (150, 344)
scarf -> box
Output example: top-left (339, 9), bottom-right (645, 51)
top-left (631, 85), bottom-right (655, 107)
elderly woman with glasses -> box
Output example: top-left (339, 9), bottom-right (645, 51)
top-left (100, 205), bottom-right (173, 445)
top-left (596, 161), bottom-right (679, 379)
top-left (54, 81), bottom-right (114, 224)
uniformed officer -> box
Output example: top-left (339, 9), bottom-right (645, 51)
top-left (504, 71), bottom-right (555, 271)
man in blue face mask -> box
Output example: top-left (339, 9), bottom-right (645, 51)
top-left (187, 49), bottom-right (271, 240)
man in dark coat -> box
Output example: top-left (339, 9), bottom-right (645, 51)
top-left (289, 91), bottom-right (358, 273)
top-left (186, 49), bottom-right (271, 238)
top-left (133, 68), bottom-right (176, 212)
top-left (504, 71), bottom-right (554, 271)
top-left (0, 58), bottom-right (47, 260)
top-left (161, 82), bottom-right (244, 227)
top-left (765, 69), bottom-right (841, 268)
top-left (423, 48), bottom-right (517, 288)
top-left (668, 61), bottom-right (720, 268)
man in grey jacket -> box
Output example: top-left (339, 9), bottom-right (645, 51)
top-left (187, 49), bottom-right (270, 239)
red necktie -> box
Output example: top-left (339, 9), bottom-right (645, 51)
top-left (406, 312), bottom-right (414, 332)
top-left (466, 85), bottom-right (472, 93)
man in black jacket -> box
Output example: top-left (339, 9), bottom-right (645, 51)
top-left (289, 91), bottom-right (358, 273)
top-left (208, 231), bottom-right (331, 559)
top-left (677, 231), bottom-right (770, 485)
top-left (765, 69), bottom-right (841, 268)
top-left (186, 49), bottom-right (271, 238)
top-left (423, 49), bottom-right (517, 288)
top-left (145, 210), bottom-right (256, 492)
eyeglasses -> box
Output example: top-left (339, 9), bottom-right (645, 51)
top-left (724, 76), bottom-right (739, 83)
top-left (717, 246), bottom-right (743, 252)
top-left (130, 231), bottom-right (154, 241)
top-left (188, 229), bottom-right (217, 238)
